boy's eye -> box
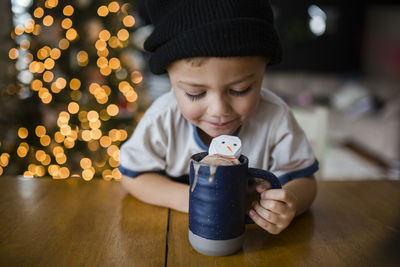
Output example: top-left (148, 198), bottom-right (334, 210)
top-left (229, 86), bottom-right (252, 96)
top-left (185, 92), bottom-right (205, 101)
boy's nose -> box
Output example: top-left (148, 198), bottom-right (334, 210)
top-left (208, 96), bottom-right (232, 117)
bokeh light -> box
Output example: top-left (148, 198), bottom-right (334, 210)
top-left (4, 0), bottom-right (146, 181)
top-left (34, 7), bottom-right (44, 18)
top-left (123, 15), bottom-right (135, 27)
top-left (97, 6), bottom-right (109, 17)
top-left (18, 127), bottom-right (29, 139)
top-left (59, 38), bottom-right (70, 50)
top-left (43, 15), bottom-right (54, 27)
top-left (63, 5), bottom-right (74, 16)
top-left (117, 29), bottom-right (129, 41)
top-left (61, 18), bottom-right (73, 29)
top-left (108, 2), bottom-right (120, 13)
top-left (66, 28), bottom-right (78, 41)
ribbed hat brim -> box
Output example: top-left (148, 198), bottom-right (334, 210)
top-left (145, 18), bottom-right (282, 74)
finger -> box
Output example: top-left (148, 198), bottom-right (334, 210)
top-left (254, 178), bottom-right (264, 183)
top-left (261, 189), bottom-right (296, 205)
top-left (259, 199), bottom-right (286, 214)
top-left (249, 209), bottom-right (281, 235)
top-left (255, 181), bottom-right (271, 193)
top-left (252, 201), bottom-right (280, 224)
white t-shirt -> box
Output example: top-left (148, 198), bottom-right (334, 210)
top-left (119, 88), bottom-right (318, 185)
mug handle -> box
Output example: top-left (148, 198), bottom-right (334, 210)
top-left (245, 168), bottom-right (282, 224)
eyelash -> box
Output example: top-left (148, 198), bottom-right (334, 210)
top-left (185, 87), bottom-right (252, 101)
top-left (230, 87), bottom-right (252, 96)
top-left (185, 92), bottom-right (205, 101)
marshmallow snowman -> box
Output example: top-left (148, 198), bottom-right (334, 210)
top-left (208, 135), bottom-right (242, 158)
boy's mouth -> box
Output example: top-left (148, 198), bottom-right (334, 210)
top-left (207, 119), bottom-right (236, 127)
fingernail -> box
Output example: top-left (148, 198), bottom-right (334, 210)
top-left (249, 210), bottom-right (255, 216)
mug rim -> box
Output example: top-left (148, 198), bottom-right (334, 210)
top-left (191, 152), bottom-right (248, 168)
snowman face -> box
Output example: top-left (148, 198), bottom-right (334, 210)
top-left (208, 135), bottom-right (242, 158)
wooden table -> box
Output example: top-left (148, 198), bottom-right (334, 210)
top-left (0, 177), bottom-right (399, 266)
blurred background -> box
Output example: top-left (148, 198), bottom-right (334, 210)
top-left (0, 0), bottom-right (399, 181)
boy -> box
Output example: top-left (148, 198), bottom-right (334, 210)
top-left (119, 0), bottom-right (318, 235)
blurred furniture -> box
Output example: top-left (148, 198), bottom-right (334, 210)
top-left (293, 106), bottom-right (329, 179)
top-left (1, 177), bottom-right (400, 266)
top-left (328, 78), bottom-right (400, 179)
top-left (264, 73), bottom-right (400, 179)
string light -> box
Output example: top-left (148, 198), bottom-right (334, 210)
top-left (44, 58), bottom-right (55, 69)
top-left (43, 71), bottom-right (54, 82)
top-left (109, 57), bottom-right (121, 69)
top-left (0, 153), bottom-right (10, 167)
top-left (123, 16), bottom-right (135, 27)
top-left (99, 30), bottom-right (111, 41)
top-left (58, 38), bottom-right (70, 50)
top-left (40, 135), bottom-right (51, 146)
top-left (46, 0), bottom-right (59, 9)
top-left (100, 136), bottom-right (112, 148)
top-left (34, 8), bottom-right (44, 18)
top-left (54, 132), bottom-right (64, 143)
top-left (61, 18), bottom-right (73, 29)
top-left (18, 127), bottom-right (29, 139)
top-left (108, 2), bottom-right (120, 13)
top-left (43, 15), bottom-right (54, 27)
top-left (131, 71), bottom-right (143, 84)
top-left (35, 125), bottom-right (46, 137)
top-left (76, 51), bottom-right (88, 66)
top-left (24, 19), bottom-right (35, 34)
top-left (106, 104), bottom-right (119, 116)
top-left (50, 48), bottom-right (61, 59)
top-left (17, 142), bottom-right (29, 158)
top-left (14, 25), bottom-right (25, 35)
top-left (117, 29), bottom-right (129, 41)
top-left (65, 28), bottom-right (78, 41)
top-left (4, 1), bottom-right (142, 180)
top-left (33, 24), bottom-right (41, 35)
top-left (63, 5), bottom-right (74, 16)
top-left (69, 78), bottom-right (81, 90)
top-left (97, 6), bottom-right (109, 17)
top-left (68, 102), bottom-right (79, 114)
top-left (20, 40), bottom-right (30, 50)
top-left (108, 36), bottom-right (120, 48)
top-left (9, 48), bottom-right (19, 59)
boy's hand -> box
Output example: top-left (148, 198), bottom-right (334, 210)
top-left (249, 180), bottom-right (297, 235)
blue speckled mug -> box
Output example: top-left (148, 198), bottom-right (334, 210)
top-left (189, 152), bottom-right (282, 256)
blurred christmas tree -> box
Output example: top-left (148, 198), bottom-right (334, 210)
top-left (1, 0), bottom-right (151, 180)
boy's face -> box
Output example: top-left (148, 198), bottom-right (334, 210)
top-left (168, 56), bottom-right (267, 142)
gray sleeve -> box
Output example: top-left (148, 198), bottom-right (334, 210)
top-left (119, 114), bottom-right (168, 177)
top-left (268, 109), bottom-right (318, 184)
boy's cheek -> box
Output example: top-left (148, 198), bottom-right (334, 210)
top-left (174, 92), bottom-right (203, 121)
top-left (180, 104), bottom-right (203, 122)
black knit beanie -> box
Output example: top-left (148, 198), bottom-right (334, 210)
top-left (144, 0), bottom-right (282, 74)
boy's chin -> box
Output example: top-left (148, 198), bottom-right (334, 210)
top-left (201, 127), bottom-right (237, 138)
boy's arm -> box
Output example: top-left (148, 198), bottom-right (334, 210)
top-left (121, 173), bottom-right (190, 213)
top-left (282, 176), bottom-right (317, 216)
